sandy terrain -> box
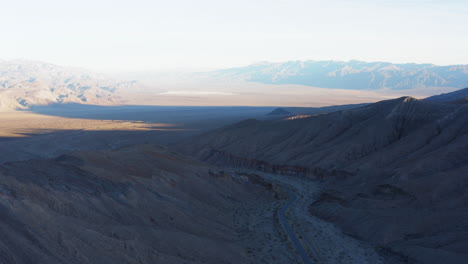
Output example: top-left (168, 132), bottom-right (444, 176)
top-left (0, 106), bottom-right (273, 164)
top-left (0, 111), bottom-right (178, 138)
top-left (0, 111), bottom-right (198, 165)
top-left (121, 79), bottom-right (416, 107)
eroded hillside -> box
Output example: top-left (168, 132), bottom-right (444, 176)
top-left (0, 145), bottom-right (282, 264)
top-left (177, 96), bottom-right (468, 263)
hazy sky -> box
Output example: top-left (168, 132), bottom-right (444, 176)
top-left (1, 0), bottom-right (467, 71)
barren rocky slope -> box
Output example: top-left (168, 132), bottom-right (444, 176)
top-left (177, 96), bottom-right (468, 263)
top-left (0, 144), bottom-right (276, 264)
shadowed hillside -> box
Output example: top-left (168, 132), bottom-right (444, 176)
top-left (0, 144), bottom-right (278, 264)
top-left (176, 95), bottom-right (468, 263)
top-left (266, 103), bottom-right (369, 116)
top-left (425, 87), bottom-right (468, 103)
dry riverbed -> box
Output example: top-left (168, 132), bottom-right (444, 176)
top-left (231, 169), bottom-right (384, 264)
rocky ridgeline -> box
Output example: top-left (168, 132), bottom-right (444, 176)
top-left (177, 93), bottom-right (468, 263)
top-left (202, 149), bottom-right (354, 180)
top-left (0, 60), bottom-right (138, 110)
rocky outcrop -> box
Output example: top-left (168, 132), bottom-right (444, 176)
top-left (267, 108), bottom-right (291, 116)
top-left (201, 149), bottom-right (354, 180)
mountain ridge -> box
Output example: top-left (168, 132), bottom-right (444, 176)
top-left (176, 92), bottom-right (468, 263)
top-left (0, 60), bottom-right (139, 110)
top-left (211, 60), bottom-right (468, 91)
top-left (424, 87), bottom-right (468, 103)
top-left (266, 103), bottom-right (370, 116)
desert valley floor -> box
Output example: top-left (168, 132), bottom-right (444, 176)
top-left (0, 95), bottom-right (467, 264)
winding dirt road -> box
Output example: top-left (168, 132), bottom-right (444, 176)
top-left (277, 190), bottom-right (315, 264)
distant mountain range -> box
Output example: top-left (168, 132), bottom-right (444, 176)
top-left (3, 59), bottom-right (468, 111)
top-left (212, 60), bottom-right (468, 91)
top-left (0, 60), bottom-right (138, 110)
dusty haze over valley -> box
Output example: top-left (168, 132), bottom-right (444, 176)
top-left (1, 0), bottom-right (467, 263)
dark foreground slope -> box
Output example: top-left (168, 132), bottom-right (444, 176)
top-left (0, 145), bottom-right (274, 264)
top-left (177, 97), bottom-right (468, 263)
top-left (425, 87), bottom-right (468, 103)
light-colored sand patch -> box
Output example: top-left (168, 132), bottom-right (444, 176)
top-left (0, 111), bottom-right (181, 138)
